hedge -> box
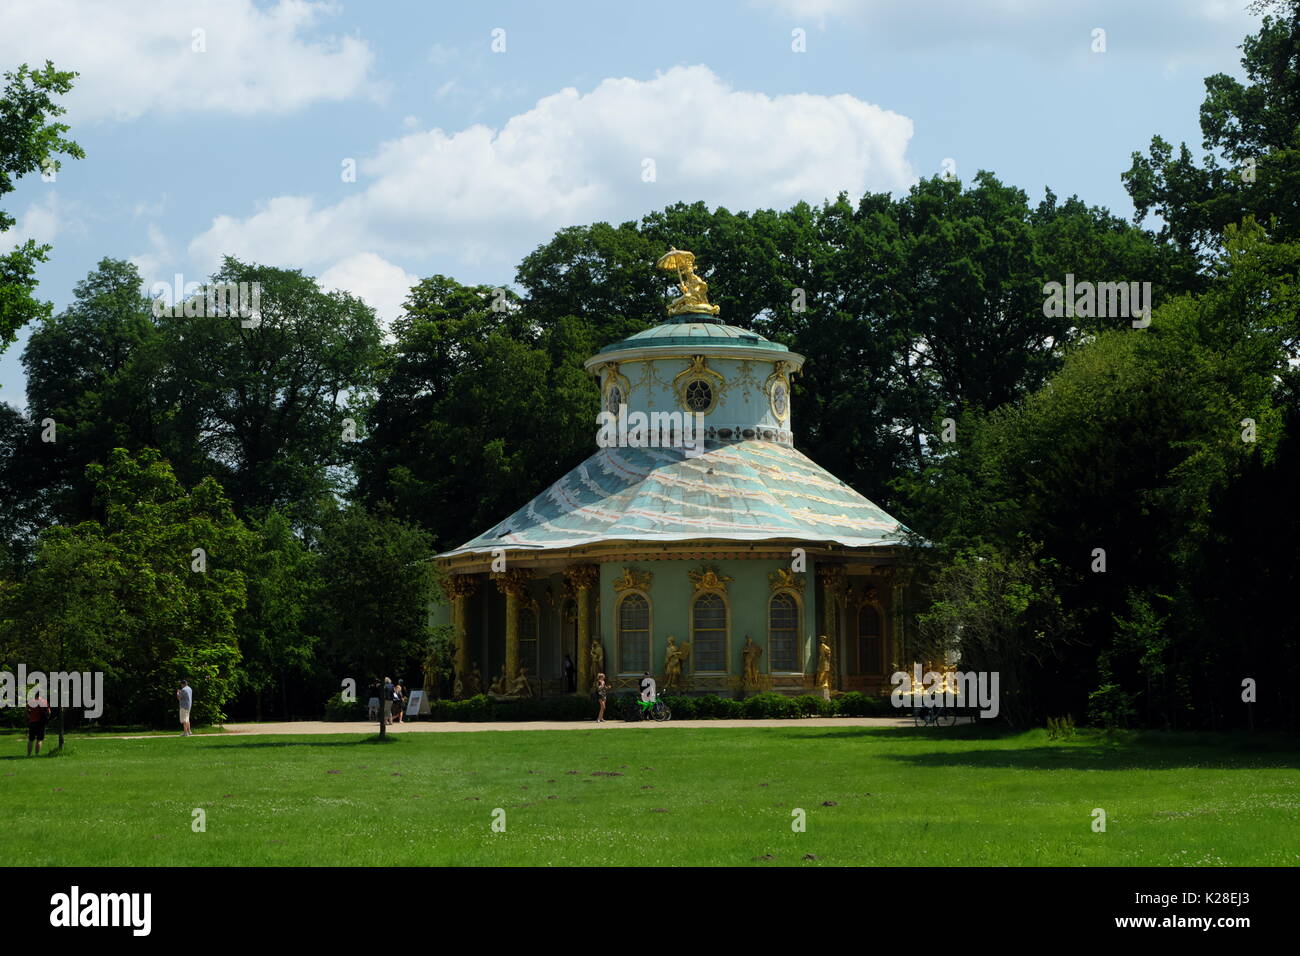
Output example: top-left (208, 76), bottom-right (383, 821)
top-left (319, 691), bottom-right (896, 722)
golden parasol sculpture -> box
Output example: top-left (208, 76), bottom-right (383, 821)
top-left (656, 247), bottom-right (721, 317)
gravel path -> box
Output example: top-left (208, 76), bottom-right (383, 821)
top-left (188, 716), bottom-right (916, 736)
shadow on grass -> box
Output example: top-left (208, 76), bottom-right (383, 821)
top-left (780, 725), bottom-right (1300, 771)
top-left (200, 734), bottom-right (407, 749)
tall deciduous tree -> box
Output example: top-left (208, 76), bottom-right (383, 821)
top-left (0, 61), bottom-right (83, 352)
top-left (156, 257), bottom-right (386, 521)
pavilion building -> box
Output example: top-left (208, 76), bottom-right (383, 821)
top-left (431, 251), bottom-right (916, 698)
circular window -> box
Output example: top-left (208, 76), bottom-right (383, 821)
top-left (606, 385), bottom-right (624, 414)
top-left (770, 379), bottom-right (789, 420)
top-left (684, 379), bottom-right (713, 412)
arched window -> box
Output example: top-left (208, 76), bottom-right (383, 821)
top-left (519, 605), bottom-right (539, 676)
top-left (769, 592), bottom-right (799, 672)
top-left (692, 592), bottom-right (728, 672)
top-left (856, 604), bottom-right (883, 675)
top-left (617, 593), bottom-right (650, 674)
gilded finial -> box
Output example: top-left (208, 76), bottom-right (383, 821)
top-left (656, 248), bottom-right (721, 317)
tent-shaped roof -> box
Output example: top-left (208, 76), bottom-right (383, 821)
top-left (438, 440), bottom-right (909, 559)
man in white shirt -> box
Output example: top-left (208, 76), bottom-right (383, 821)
top-left (176, 681), bottom-right (193, 736)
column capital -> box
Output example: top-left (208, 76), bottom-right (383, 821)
top-left (817, 563), bottom-right (846, 594)
top-left (564, 564), bottom-right (600, 592)
top-left (445, 573), bottom-right (479, 599)
top-left (492, 567), bottom-right (533, 598)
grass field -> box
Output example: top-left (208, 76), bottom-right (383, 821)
top-left (2, 725), bottom-right (1297, 866)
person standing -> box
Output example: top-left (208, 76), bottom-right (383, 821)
top-left (563, 654), bottom-right (576, 693)
top-left (26, 690), bottom-right (51, 756)
top-left (382, 676), bottom-right (395, 725)
top-left (393, 680), bottom-right (405, 724)
top-left (176, 680), bottom-right (193, 736)
top-left (595, 673), bottom-right (609, 723)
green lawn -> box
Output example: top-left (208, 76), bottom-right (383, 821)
top-left (2, 725), bottom-right (1297, 866)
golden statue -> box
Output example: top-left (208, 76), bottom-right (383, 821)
top-left (589, 640), bottom-right (605, 682)
top-left (510, 666), bottom-right (534, 698)
top-left (468, 664), bottom-right (482, 696)
top-left (816, 635), bottom-right (834, 690)
top-left (489, 664), bottom-right (508, 696)
top-left (663, 635), bottom-right (691, 691)
top-left (657, 248), bottom-right (720, 317)
top-left (742, 635), bottom-right (763, 688)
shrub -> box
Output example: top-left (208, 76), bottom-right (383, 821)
top-left (835, 691), bottom-right (893, 717)
top-left (663, 695), bottom-right (696, 719)
top-left (323, 693), bottom-right (366, 722)
top-left (790, 694), bottom-right (830, 717)
top-left (1046, 714), bottom-right (1076, 740)
top-left (742, 692), bottom-right (797, 719)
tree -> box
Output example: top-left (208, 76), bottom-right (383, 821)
top-left (901, 223), bottom-right (1295, 727)
top-left (0, 62), bottom-right (84, 352)
top-left (4, 530), bottom-right (124, 745)
top-left (1123, 1), bottom-right (1300, 257)
top-left (315, 504), bottom-right (438, 704)
top-left (236, 510), bottom-right (320, 720)
top-left (65, 450), bottom-right (250, 723)
top-left (21, 258), bottom-right (165, 524)
top-left (355, 275), bottom-right (597, 550)
top-left (155, 257), bottom-right (386, 521)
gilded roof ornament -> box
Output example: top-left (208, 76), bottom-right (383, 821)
top-left (657, 248), bottom-right (721, 317)
top-left (689, 565), bottom-right (734, 593)
top-left (612, 566), bottom-right (653, 592)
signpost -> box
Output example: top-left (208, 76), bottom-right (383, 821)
top-left (406, 690), bottom-right (430, 718)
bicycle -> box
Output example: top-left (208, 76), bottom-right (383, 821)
top-left (913, 703), bottom-right (956, 728)
top-left (634, 695), bottom-right (672, 721)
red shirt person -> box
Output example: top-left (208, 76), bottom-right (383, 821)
top-left (26, 691), bottom-right (51, 756)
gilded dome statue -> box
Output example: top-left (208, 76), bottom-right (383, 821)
top-left (657, 248), bottom-right (721, 317)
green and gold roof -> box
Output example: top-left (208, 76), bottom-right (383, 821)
top-left (439, 440), bottom-right (909, 559)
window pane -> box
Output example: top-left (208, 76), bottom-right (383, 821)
top-left (693, 593), bottom-right (727, 671)
top-left (856, 604), bottom-right (882, 674)
top-left (770, 593), bottom-right (798, 671)
top-left (519, 607), bottom-right (539, 674)
top-left (619, 594), bottom-right (649, 673)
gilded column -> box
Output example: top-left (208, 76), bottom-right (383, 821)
top-left (817, 564), bottom-right (845, 688)
top-left (494, 568), bottom-right (532, 681)
top-left (446, 574), bottom-right (478, 697)
top-left (565, 565), bottom-right (600, 693)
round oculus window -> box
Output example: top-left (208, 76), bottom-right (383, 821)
top-left (684, 379), bottom-right (713, 412)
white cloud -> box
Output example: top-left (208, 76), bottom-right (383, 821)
top-left (751, 0), bottom-right (1257, 58)
top-left (0, 0), bottom-right (379, 122)
top-left (187, 65), bottom-right (916, 274)
top-left (128, 222), bottom-right (176, 289)
top-left (317, 252), bottom-right (417, 336)
top-left (0, 192), bottom-right (80, 246)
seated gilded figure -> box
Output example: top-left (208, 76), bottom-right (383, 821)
top-left (657, 248), bottom-right (721, 317)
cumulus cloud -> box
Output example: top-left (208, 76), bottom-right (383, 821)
top-left (0, 0), bottom-right (379, 122)
top-left (187, 65), bottom-right (916, 275)
top-left (317, 252), bottom-right (417, 336)
top-left (0, 192), bottom-right (81, 246)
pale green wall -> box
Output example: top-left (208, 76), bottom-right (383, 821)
top-left (599, 558), bottom-right (816, 679)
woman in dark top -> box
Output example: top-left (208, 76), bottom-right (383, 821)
top-left (595, 673), bottom-right (609, 723)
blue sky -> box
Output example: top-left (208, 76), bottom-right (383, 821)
top-left (0, 0), bottom-right (1260, 408)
